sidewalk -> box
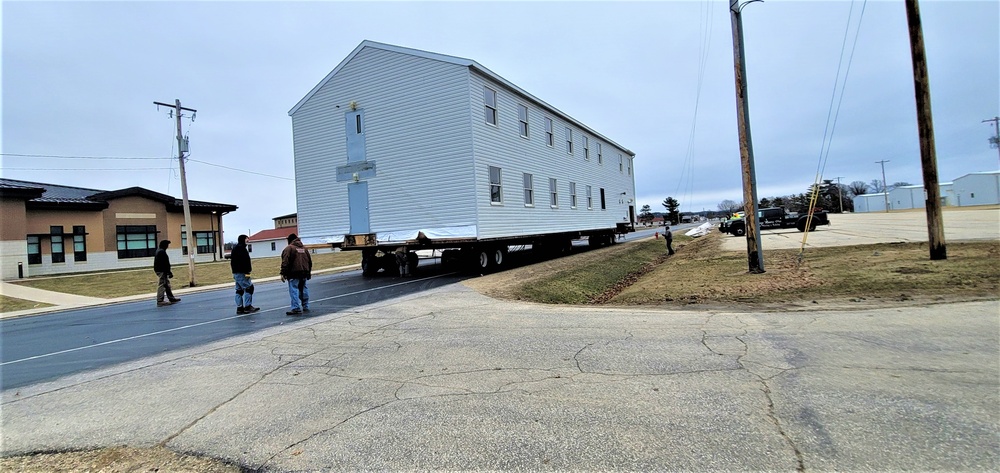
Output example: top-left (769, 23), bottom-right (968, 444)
top-left (0, 264), bottom-right (360, 320)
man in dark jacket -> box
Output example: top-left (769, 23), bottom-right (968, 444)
top-left (230, 234), bottom-right (259, 315)
top-left (153, 240), bottom-right (181, 307)
top-left (280, 233), bottom-right (312, 316)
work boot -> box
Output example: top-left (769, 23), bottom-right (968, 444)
top-left (157, 301), bottom-right (172, 307)
top-left (286, 309), bottom-right (302, 316)
top-left (244, 305), bottom-right (260, 313)
top-left (236, 306), bottom-right (246, 315)
top-left (169, 298), bottom-right (181, 303)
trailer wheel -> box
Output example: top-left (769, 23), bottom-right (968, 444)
top-left (492, 247), bottom-right (507, 269)
top-left (361, 249), bottom-right (378, 277)
top-left (466, 248), bottom-right (490, 273)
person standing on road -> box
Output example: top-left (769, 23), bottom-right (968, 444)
top-left (230, 234), bottom-right (260, 315)
top-left (664, 226), bottom-right (675, 255)
top-left (280, 233), bottom-right (312, 316)
top-left (153, 240), bottom-right (181, 307)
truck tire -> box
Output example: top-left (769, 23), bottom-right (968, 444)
top-left (491, 247), bottom-right (507, 269)
top-left (733, 225), bottom-right (746, 237)
top-left (468, 248), bottom-right (490, 273)
top-left (796, 218), bottom-right (817, 232)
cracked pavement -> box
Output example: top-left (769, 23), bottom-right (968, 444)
top-left (2, 284), bottom-right (997, 471)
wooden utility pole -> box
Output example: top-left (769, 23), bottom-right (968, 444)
top-left (904, 0), bottom-right (946, 260)
top-left (876, 159), bottom-right (890, 212)
top-left (834, 176), bottom-right (844, 213)
top-left (154, 99), bottom-right (200, 285)
top-left (730, 0), bottom-right (764, 274)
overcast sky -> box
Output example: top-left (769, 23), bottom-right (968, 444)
top-left (3, 1), bottom-right (997, 241)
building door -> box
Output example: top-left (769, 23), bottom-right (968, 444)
top-left (629, 205), bottom-right (635, 224)
top-left (346, 109), bottom-right (366, 163)
top-left (348, 182), bottom-right (370, 234)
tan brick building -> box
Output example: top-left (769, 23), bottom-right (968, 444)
top-left (0, 179), bottom-right (237, 280)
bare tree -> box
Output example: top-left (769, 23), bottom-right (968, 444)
top-left (870, 179), bottom-right (886, 194)
top-left (848, 180), bottom-right (870, 196)
top-left (717, 199), bottom-right (743, 215)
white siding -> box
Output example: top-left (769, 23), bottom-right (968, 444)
top-left (467, 72), bottom-right (636, 239)
top-left (291, 46), bottom-right (476, 241)
top-left (953, 172), bottom-right (1000, 206)
top-left (889, 185), bottom-right (925, 210)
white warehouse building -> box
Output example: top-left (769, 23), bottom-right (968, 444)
top-left (288, 40), bottom-right (637, 250)
top-left (953, 171), bottom-right (1000, 207)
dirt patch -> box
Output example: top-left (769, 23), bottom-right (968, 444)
top-left (0, 446), bottom-right (242, 472)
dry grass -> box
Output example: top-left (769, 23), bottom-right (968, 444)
top-left (10, 251), bottom-right (361, 298)
top-left (467, 232), bottom-right (1000, 309)
top-left (0, 294), bottom-right (53, 312)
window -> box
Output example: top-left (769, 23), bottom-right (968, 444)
top-left (600, 188), bottom-right (607, 210)
top-left (565, 127), bottom-right (573, 154)
top-left (271, 242), bottom-right (276, 251)
top-left (570, 182), bottom-right (577, 208)
top-left (586, 186), bottom-right (593, 210)
top-left (619, 154), bottom-right (624, 173)
top-left (117, 225), bottom-right (158, 259)
top-left (627, 156), bottom-right (632, 175)
top-left (27, 236), bottom-right (41, 264)
top-left (549, 178), bottom-right (558, 207)
top-left (518, 104), bottom-right (529, 138)
top-left (523, 173), bottom-right (534, 206)
top-left (582, 136), bottom-right (590, 160)
top-left (484, 87), bottom-right (498, 126)
top-left (181, 225), bottom-right (215, 255)
top-left (73, 226), bottom-right (87, 262)
top-left (50, 226), bottom-right (65, 263)
top-left (544, 117), bottom-right (554, 146)
top-left (489, 166), bottom-right (503, 203)
top-left (597, 142), bottom-right (603, 164)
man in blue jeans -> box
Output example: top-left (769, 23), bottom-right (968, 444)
top-left (230, 234), bottom-right (260, 315)
top-left (280, 233), bottom-right (313, 316)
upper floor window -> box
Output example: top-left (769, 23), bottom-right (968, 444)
top-left (489, 166), bottom-right (503, 203)
top-left (117, 225), bottom-right (158, 259)
top-left (549, 178), bottom-right (558, 207)
top-left (582, 136), bottom-right (590, 160)
top-left (544, 117), bottom-right (554, 146)
top-left (523, 173), bottom-right (534, 206)
top-left (517, 104), bottom-right (529, 138)
top-left (597, 143), bottom-right (603, 164)
top-left (50, 226), bottom-right (65, 263)
top-left (619, 154), bottom-right (624, 173)
top-left (484, 87), bottom-right (498, 126)
top-left (627, 156), bottom-right (632, 175)
top-left (565, 127), bottom-right (573, 154)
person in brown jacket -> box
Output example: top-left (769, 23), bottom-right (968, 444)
top-left (280, 233), bottom-right (312, 316)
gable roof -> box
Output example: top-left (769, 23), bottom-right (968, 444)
top-left (0, 178), bottom-right (237, 212)
top-left (248, 226), bottom-right (297, 242)
top-left (288, 40), bottom-right (634, 157)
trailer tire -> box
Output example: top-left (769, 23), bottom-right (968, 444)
top-left (491, 247), bottom-right (507, 269)
top-left (361, 249), bottom-right (378, 277)
top-left (467, 248), bottom-right (491, 273)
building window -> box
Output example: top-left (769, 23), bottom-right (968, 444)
top-left (489, 166), bottom-right (503, 203)
top-left (597, 143), bottom-right (603, 164)
top-left (271, 242), bottom-right (276, 251)
top-left (600, 188), bottom-right (607, 210)
top-left (518, 104), bottom-right (529, 138)
top-left (484, 86), bottom-right (498, 126)
top-left (570, 182), bottom-right (577, 208)
top-left (523, 173), bottom-right (534, 206)
top-left (549, 178), bottom-right (558, 207)
top-left (117, 225), bottom-right (158, 259)
top-left (565, 127), bottom-right (573, 154)
top-left (582, 136), bottom-right (590, 160)
top-left (73, 226), bottom-right (87, 262)
top-left (586, 185), bottom-right (593, 210)
top-left (50, 226), bottom-right (65, 263)
top-left (619, 154), bottom-right (624, 173)
top-left (27, 236), bottom-right (41, 264)
top-left (544, 117), bottom-right (554, 146)
top-left (181, 225), bottom-right (215, 255)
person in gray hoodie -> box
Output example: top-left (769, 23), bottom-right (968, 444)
top-left (280, 233), bottom-right (312, 316)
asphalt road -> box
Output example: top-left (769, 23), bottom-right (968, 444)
top-left (0, 266), bottom-right (465, 390)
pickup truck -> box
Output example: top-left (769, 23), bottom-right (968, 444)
top-left (719, 207), bottom-right (830, 237)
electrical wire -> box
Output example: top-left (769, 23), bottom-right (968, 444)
top-left (673, 0), bottom-right (715, 215)
top-left (2, 152), bottom-right (293, 181)
top-left (0, 153), bottom-right (171, 160)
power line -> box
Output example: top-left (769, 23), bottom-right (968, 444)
top-left (0, 153), bottom-right (171, 160)
top-left (5, 167), bottom-right (175, 171)
top-left (187, 158), bottom-right (293, 181)
top-left (2, 153), bottom-right (293, 180)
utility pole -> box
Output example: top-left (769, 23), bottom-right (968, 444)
top-left (983, 116), bottom-right (1000, 166)
top-left (876, 159), bottom-right (890, 213)
top-left (834, 176), bottom-right (844, 213)
top-left (905, 0), bottom-right (946, 260)
top-left (154, 99), bottom-right (199, 286)
top-left (730, 0), bottom-right (764, 274)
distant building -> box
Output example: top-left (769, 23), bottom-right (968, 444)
top-left (853, 170), bottom-right (999, 213)
top-left (245, 213), bottom-right (335, 259)
top-left (273, 213), bottom-right (297, 229)
top-left (953, 171), bottom-right (1000, 207)
top-left (0, 178), bottom-right (236, 280)
top-left (853, 193), bottom-right (890, 213)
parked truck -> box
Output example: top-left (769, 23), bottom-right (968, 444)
top-left (288, 41), bottom-right (637, 275)
top-left (719, 207), bottom-right (830, 237)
